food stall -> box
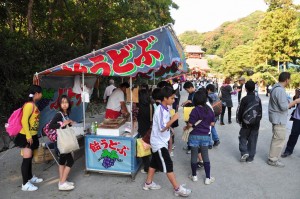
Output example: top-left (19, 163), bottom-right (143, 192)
top-left (34, 23), bottom-right (187, 179)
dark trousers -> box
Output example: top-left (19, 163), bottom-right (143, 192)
top-left (285, 119), bottom-right (300, 154)
top-left (221, 106), bottom-right (232, 122)
top-left (239, 128), bottom-right (259, 158)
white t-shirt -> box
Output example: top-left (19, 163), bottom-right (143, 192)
top-left (106, 88), bottom-right (125, 111)
top-left (150, 104), bottom-right (170, 152)
top-left (103, 85), bottom-right (116, 100)
top-left (241, 84), bottom-right (247, 99)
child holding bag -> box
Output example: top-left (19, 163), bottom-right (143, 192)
top-left (184, 90), bottom-right (215, 184)
top-left (49, 95), bottom-right (75, 191)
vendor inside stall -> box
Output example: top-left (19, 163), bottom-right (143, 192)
top-left (105, 82), bottom-right (130, 119)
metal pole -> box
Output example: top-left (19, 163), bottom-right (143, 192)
top-left (130, 77), bottom-right (133, 133)
top-left (82, 73), bottom-right (86, 130)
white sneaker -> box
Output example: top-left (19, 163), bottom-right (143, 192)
top-left (140, 169), bottom-right (147, 174)
top-left (186, 150), bottom-right (191, 154)
top-left (66, 181), bottom-right (74, 186)
top-left (174, 184), bottom-right (192, 197)
top-left (188, 175), bottom-right (198, 182)
top-left (172, 145), bottom-right (176, 150)
top-left (205, 177), bottom-right (215, 185)
top-left (29, 175), bottom-right (43, 183)
top-left (240, 154), bottom-right (249, 162)
top-left (143, 181), bottom-right (161, 190)
top-left (58, 182), bottom-right (74, 191)
top-left (22, 182), bottom-right (38, 191)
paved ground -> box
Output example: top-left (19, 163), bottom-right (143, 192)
top-left (1, 90), bottom-right (300, 199)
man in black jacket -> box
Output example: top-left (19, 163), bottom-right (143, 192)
top-left (237, 80), bottom-right (262, 163)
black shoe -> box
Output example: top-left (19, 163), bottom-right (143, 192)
top-left (281, 152), bottom-right (292, 158)
top-left (208, 145), bottom-right (213, 149)
top-left (220, 122), bottom-right (225, 125)
top-left (197, 161), bottom-right (204, 169)
top-left (246, 157), bottom-right (254, 163)
top-left (228, 121), bottom-right (232, 124)
top-left (213, 140), bottom-right (220, 147)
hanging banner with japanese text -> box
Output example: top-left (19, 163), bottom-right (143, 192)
top-left (37, 24), bottom-right (187, 79)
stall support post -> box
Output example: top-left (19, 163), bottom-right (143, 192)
top-left (82, 72), bottom-right (86, 130)
top-left (130, 77), bottom-right (133, 133)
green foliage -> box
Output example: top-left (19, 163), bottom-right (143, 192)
top-left (253, 7), bottom-right (300, 65)
top-left (0, 0), bottom-right (176, 118)
top-left (179, 3), bottom-right (300, 89)
top-left (222, 45), bottom-right (253, 76)
top-left (207, 56), bottom-right (223, 73)
top-left (178, 11), bottom-right (265, 57)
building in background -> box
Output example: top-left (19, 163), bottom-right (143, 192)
top-left (185, 45), bottom-right (210, 80)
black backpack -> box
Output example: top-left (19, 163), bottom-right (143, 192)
top-left (242, 96), bottom-right (261, 125)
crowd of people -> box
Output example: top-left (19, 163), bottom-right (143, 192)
top-left (10, 71), bottom-right (300, 197)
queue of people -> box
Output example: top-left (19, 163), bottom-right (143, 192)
top-left (12, 72), bottom-right (300, 197)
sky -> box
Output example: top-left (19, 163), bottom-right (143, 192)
top-left (170, 0), bottom-right (269, 34)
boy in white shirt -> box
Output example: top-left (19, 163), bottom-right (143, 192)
top-left (143, 86), bottom-right (191, 197)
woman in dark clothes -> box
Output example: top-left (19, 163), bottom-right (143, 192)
top-left (137, 89), bottom-right (153, 173)
top-left (220, 77), bottom-right (236, 125)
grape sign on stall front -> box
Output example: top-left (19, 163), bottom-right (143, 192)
top-left (87, 138), bottom-right (132, 171)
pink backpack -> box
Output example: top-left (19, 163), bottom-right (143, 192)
top-left (6, 103), bottom-right (34, 137)
top-left (43, 121), bottom-right (57, 142)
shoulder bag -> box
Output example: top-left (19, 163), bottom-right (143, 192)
top-left (57, 113), bottom-right (79, 154)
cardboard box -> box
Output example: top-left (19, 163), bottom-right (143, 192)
top-left (96, 123), bottom-right (127, 136)
top-left (33, 147), bottom-right (54, 164)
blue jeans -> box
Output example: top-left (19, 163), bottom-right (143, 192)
top-left (210, 126), bottom-right (219, 145)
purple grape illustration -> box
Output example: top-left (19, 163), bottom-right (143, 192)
top-left (98, 149), bottom-right (122, 168)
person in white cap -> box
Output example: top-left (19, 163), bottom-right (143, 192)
top-left (237, 77), bottom-right (246, 103)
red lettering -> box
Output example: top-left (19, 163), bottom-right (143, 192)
top-left (106, 44), bottom-right (135, 75)
top-left (134, 36), bottom-right (163, 67)
top-left (100, 139), bottom-right (109, 149)
top-left (117, 145), bottom-right (129, 157)
top-left (89, 141), bottom-right (101, 153)
top-left (89, 55), bottom-right (111, 76)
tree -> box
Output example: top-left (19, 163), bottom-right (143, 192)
top-left (222, 45), bottom-right (253, 76)
top-left (254, 1), bottom-right (300, 67)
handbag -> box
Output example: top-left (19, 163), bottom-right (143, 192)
top-left (57, 125), bottom-right (80, 154)
top-left (183, 107), bottom-right (194, 122)
top-left (136, 138), bottom-right (151, 157)
top-left (182, 120), bottom-right (202, 142)
top-left (212, 100), bottom-right (222, 116)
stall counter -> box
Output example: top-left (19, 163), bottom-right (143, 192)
top-left (85, 134), bottom-right (141, 179)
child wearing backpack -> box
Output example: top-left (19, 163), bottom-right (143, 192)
top-left (48, 95), bottom-right (75, 191)
top-left (237, 80), bottom-right (262, 163)
top-left (14, 85), bottom-right (43, 191)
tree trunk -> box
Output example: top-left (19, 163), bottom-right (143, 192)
top-left (27, 0), bottom-right (34, 38)
top-left (6, 2), bottom-right (14, 33)
top-left (95, 21), bottom-right (104, 50)
top-left (277, 60), bottom-right (280, 73)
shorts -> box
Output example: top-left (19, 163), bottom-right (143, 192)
top-left (14, 134), bottom-right (39, 150)
top-left (188, 135), bottom-right (211, 147)
top-left (59, 153), bottom-right (74, 167)
top-left (150, 147), bottom-right (173, 173)
top-left (105, 109), bottom-right (121, 119)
